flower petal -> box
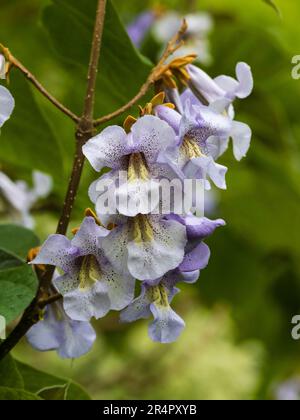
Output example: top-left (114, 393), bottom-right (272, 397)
top-left (116, 179), bottom-right (161, 217)
top-left (58, 319), bottom-right (96, 359)
top-left (214, 62), bottom-right (253, 100)
top-left (32, 171), bottom-right (52, 198)
top-left (184, 155), bottom-right (228, 190)
top-left (184, 215), bottom-right (226, 240)
top-left (101, 260), bottom-right (136, 310)
top-left (31, 235), bottom-right (80, 272)
top-left (72, 217), bottom-right (109, 255)
top-left (179, 241), bottom-right (210, 272)
top-left (82, 125), bottom-right (128, 171)
top-left (127, 216), bottom-right (187, 280)
top-left (187, 64), bottom-right (225, 103)
top-left (149, 303), bottom-right (185, 343)
top-left (230, 120), bottom-right (252, 161)
top-left (131, 115), bottom-right (176, 163)
top-left (62, 281), bottom-right (111, 321)
top-left (120, 285), bottom-right (152, 322)
top-left (102, 224), bottom-right (131, 276)
top-left (155, 105), bottom-right (181, 134)
top-left (26, 308), bottom-right (61, 352)
top-left (0, 85), bottom-right (15, 127)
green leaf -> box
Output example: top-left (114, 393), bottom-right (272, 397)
top-left (37, 383), bottom-right (70, 400)
top-left (0, 71), bottom-right (64, 183)
top-left (0, 225), bottom-right (39, 323)
top-left (262, 0), bottom-right (282, 17)
top-left (0, 356), bottom-right (24, 389)
top-left (0, 264), bottom-right (38, 324)
top-left (16, 361), bottom-right (91, 400)
top-left (42, 0), bottom-right (152, 119)
top-left (0, 224), bottom-right (40, 261)
top-left (0, 387), bottom-right (42, 400)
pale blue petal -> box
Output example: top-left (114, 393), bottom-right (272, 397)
top-left (120, 285), bottom-right (151, 322)
top-left (31, 235), bottom-right (80, 272)
top-left (58, 320), bottom-right (96, 359)
top-left (0, 85), bottom-right (15, 127)
top-left (127, 216), bottom-right (187, 280)
top-left (149, 304), bottom-right (185, 343)
top-left (179, 241), bottom-right (210, 272)
top-left (230, 120), bottom-right (252, 161)
top-left (131, 115), bottom-right (176, 163)
top-left (63, 281), bottom-right (111, 321)
top-left (82, 125), bottom-right (128, 171)
top-left (72, 217), bottom-right (109, 255)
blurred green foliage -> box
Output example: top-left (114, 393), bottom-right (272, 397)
top-left (0, 0), bottom-right (300, 400)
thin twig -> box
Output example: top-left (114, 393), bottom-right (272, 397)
top-left (0, 43), bottom-right (80, 124)
top-left (39, 293), bottom-right (62, 307)
top-left (0, 0), bottom-right (107, 361)
top-left (93, 19), bottom-right (188, 127)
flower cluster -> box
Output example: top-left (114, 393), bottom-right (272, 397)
top-left (28, 58), bottom-right (253, 358)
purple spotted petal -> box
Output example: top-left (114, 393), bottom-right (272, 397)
top-left (120, 285), bottom-right (152, 322)
top-left (130, 115), bottom-right (176, 164)
top-left (83, 125), bottom-right (128, 171)
top-left (31, 234), bottom-right (80, 273)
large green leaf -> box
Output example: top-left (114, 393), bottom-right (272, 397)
top-left (262, 0), bottom-right (281, 16)
top-left (0, 225), bottom-right (39, 323)
top-left (42, 0), bottom-right (152, 119)
top-left (0, 356), bottom-right (24, 389)
top-left (0, 264), bottom-right (38, 324)
top-left (17, 361), bottom-right (91, 400)
top-left (0, 71), bottom-right (64, 184)
top-left (37, 384), bottom-right (70, 400)
top-left (0, 387), bottom-right (42, 400)
top-left (0, 224), bottom-right (40, 261)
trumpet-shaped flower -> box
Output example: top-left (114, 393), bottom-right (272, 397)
top-left (121, 279), bottom-right (185, 343)
top-left (26, 303), bottom-right (96, 359)
top-left (187, 62), bottom-right (253, 104)
top-left (0, 170), bottom-right (52, 228)
top-left (31, 217), bottom-right (136, 321)
top-left (101, 214), bottom-right (187, 281)
top-left (83, 115), bottom-right (178, 217)
top-left (156, 99), bottom-right (229, 189)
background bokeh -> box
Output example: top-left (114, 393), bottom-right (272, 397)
top-left (1, 0), bottom-right (300, 400)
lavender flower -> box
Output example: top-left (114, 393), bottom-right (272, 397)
top-left (101, 214), bottom-right (187, 281)
top-left (127, 11), bottom-right (155, 47)
top-left (187, 62), bottom-right (253, 104)
top-left (31, 217), bottom-right (136, 321)
top-left (0, 55), bottom-right (14, 127)
top-left (27, 303), bottom-right (96, 359)
top-left (83, 115), bottom-right (178, 217)
top-left (121, 279), bottom-right (185, 343)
